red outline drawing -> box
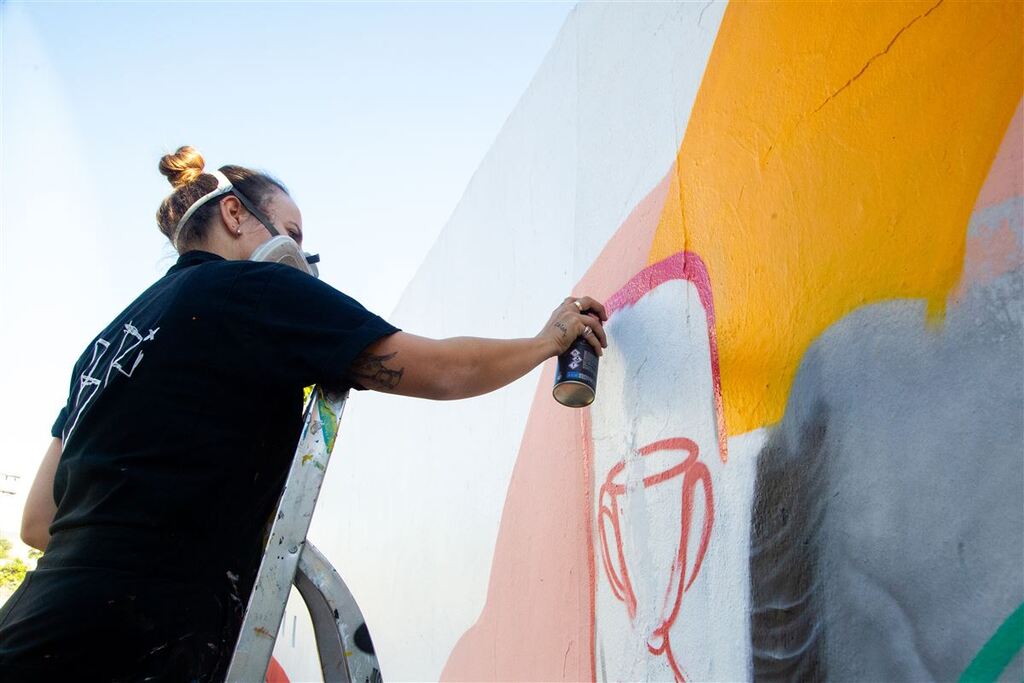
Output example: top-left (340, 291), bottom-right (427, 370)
top-left (597, 438), bottom-right (714, 683)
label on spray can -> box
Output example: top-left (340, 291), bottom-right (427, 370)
top-left (553, 336), bottom-right (599, 407)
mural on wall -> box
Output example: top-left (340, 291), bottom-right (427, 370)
top-left (444, 1), bottom-right (1022, 682)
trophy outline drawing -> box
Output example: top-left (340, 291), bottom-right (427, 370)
top-left (589, 250), bottom-right (727, 682)
top-left (597, 437), bottom-right (714, 683)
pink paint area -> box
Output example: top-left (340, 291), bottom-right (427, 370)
top-left (952, 218), bottom-right (1023, 303)
top-left (440, 363), bottom-right (597, 682)
top-left (575, 165), bottom-right (681, 305)
top-left (441, 166), bottom-right (673, 682)
top-left (973, 100), bottom-right (1023, 212)
top-left (954, 98), bottom-right (1024, 302)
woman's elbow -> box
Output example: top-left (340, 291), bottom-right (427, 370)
top-left (20, 515), bottom-right (49, 552)
top-left (376, 336), bottom-right (476, 400)
top-left (429, 373), bottom-right (463, 401)
top-left (430, 355), bottom-right (482, 401)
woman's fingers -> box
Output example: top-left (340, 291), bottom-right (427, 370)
top-left (581, 313), bottom-right (608, 348)
top-left (574, 296), bottom-right (608, 321)
top-left (581, 322), bottom-right (604, 356)
top-left (575, 313), bottom-right (605, 356)
top-left (548, 295), bottom-right (609, 356)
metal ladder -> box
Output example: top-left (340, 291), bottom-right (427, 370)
top-left (224, 385), bottom-right (382, 683)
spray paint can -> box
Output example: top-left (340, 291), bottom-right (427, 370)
top-left (553, 335), bottom-right (600, 407)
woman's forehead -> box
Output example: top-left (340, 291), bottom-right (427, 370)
top-left (269, 191), bottom-right (302, 226)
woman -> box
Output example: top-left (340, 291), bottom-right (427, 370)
top-left (0, 146), bottom-right (607, 681)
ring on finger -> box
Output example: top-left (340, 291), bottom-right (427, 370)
top-left (582, 325), bottom-right (592, 336)
top-left (573, 300), bottom-right (583, 311)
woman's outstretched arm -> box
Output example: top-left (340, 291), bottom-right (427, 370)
top-left (349, 296), bottom-right (608, 400)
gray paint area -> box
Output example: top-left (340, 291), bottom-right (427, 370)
top-left (750, 198), bottom-right (1024, 681)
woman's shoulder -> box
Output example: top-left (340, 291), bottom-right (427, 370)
top-left (180, 258), bottom-right (359, 318)
top-left (179, 258), bottom-right (309, 292)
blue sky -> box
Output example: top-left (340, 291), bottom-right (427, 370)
top-left (0, 1), bottom-right (574, 486)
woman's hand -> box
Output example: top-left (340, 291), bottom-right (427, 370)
top-left (537, 296), bottom-right (609, 358)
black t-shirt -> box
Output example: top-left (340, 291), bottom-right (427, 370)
top-left (0, 250), bottom-right (399, 680)
top-left (48, 249), bottom-right (398, 573)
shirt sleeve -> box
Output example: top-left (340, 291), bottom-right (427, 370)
top-left (51, 406), bottom-right (69, 439)
top-left (51, 352), bottom-right (86, 438)
top-left (224, 263), bottom-right (400, 391)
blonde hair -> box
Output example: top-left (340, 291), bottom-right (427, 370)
top-left (155, 146), bottom-right (289, 249)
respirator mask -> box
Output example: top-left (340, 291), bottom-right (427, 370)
top-left (249, 235), bottom-right (320, 278)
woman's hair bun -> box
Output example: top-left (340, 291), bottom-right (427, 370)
top-left (159, 146), bottom-right (205, 189)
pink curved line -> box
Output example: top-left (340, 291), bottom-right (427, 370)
top-left (599, 461), bottom-right (638, 619)
top-left (604, 252), bottom-right (728, 463)
top-left (647, 630), bottom-right (686, 683)
top-left (683, 463), bottom-right (713, 593)
top-left (638, 438), bottom-right (700, 488)
top-left (656, 459), bottom-right (714, 677)
top-left (598, 501), bottom-right (631, 610)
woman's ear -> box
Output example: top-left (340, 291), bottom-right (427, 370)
top-left (217, 195), bottom-right (245, 235)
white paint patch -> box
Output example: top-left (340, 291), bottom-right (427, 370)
top-left (591, 277), bottom-right (763, 682)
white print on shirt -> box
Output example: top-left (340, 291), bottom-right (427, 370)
top-left (62, 338), bottom-right (109, 445)
top-left (63, 322), bottom-right (160, 445)
top-left (104, 323), bottom-right (160, 385)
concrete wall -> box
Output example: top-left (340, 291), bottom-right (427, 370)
top-left (280, 2), bottom-right (1023, 680)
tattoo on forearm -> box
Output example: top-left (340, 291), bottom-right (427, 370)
top-left (554, 321), bottom-right (569, 339)
top-left (349, 351), bottom-right (404, 390)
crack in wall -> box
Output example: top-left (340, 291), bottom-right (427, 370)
top-left (812, 0), bottom-right (945, 115)
top-left (698, 1), bottom-right (715, 28)
top-left (761, 0), bottom-right (946, 168)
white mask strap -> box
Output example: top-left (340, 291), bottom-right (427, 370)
top-left (172, 170), bottom-right (233, 249)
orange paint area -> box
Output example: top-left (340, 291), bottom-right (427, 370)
top-left (648, 1), bottom-right (1023, 433)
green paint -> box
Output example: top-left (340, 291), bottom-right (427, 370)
top-left (960, 602), bottom-right (1024, 683)
top-left (317, 396), bottom-right (339, 453)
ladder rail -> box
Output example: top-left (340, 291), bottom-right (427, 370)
top-left (225, 387), bottom-right (349, 682)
